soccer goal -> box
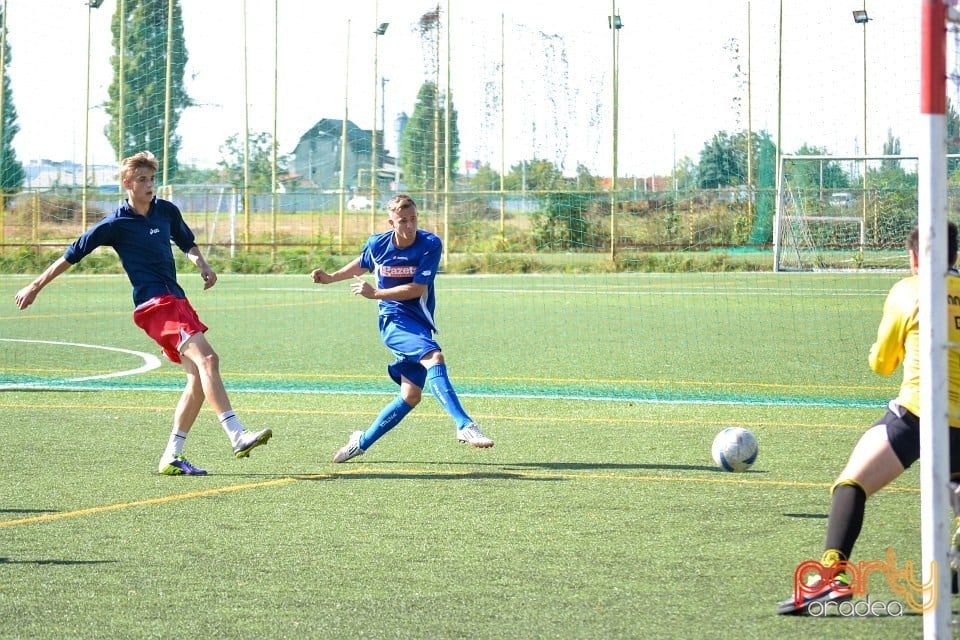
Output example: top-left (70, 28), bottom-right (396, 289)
top-left (773, 153), bottom-right (926, 271)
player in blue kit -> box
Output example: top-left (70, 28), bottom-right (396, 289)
top-left (13, 151), bottom-right (272, 476)
top-left (311, 193), bottom-right (494, 462)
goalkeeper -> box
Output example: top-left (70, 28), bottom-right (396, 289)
top-left (311, 193), bottom-right (494, 462)
top-left (778, 222), bottom-right (960, 614)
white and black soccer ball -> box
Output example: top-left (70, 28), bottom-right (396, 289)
top-left (711, 427), bottom-right (758, 472)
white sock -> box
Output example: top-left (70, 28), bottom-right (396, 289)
top-left (162, 429), bottom-right (188, 463)
top-left (219, 411), bottom-right (245, 446)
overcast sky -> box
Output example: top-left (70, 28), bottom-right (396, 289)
top-left (2, 1), bottom-right (937, 178)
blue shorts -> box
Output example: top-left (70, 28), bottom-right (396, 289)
top-left (379, 314), bottom-right (441, 389)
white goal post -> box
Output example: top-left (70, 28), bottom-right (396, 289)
top-left (773, 153), bottom-right (923, 272)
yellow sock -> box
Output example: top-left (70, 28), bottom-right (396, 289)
top-left (821, 549), bottom-right (845, 567)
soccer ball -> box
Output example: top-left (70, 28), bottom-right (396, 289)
top-left (711, 427), bottom-right (758, 472)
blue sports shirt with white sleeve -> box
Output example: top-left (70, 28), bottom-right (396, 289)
top-left (63, 197), bottom-right (197, 307)
top-left (359, 228), bottom-right (441, 332)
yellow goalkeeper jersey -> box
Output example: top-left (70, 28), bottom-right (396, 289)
top-left (868, 272), bottom-right (960, 427)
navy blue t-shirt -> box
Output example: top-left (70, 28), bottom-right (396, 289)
top-left (63, 197), bottom-right (197, 307)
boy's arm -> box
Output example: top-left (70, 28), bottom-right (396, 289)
top-left (185, 246), bottom-right (217, 290)
top-left (312, 257), bottom-right (368, 285)
top-left (14, 257), bottom-right (73, 310)
top-left (352, 278), bottom-right (426, 301)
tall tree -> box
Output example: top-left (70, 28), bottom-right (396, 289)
top-left (399, 81), bottom-right (460, 191)
top-left (105, 0), bottom-right (191, 181)
top-left (948, 98), bottom-right (960, 156)
top-left (787, 144), bottom-right (849, 191)
top-left (504, 158), bottom-right (563, 192)
top-left (0, 3), bottom-right (23, 193)
top-left (697, 131), bottom-right (740, 188)
top-left (218, 131), bottom-right (288, 190)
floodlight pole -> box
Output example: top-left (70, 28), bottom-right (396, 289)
top-left (746, 1), bottom-right (753, 228)
top-left (161, 0), bottom-right (174, 189)
top-left (339, 21), bottom-right (351, 254)
top-left (443, 0), bottom-right (451, 269)
top-left (773, 0), bottom-right (784, 272)
top-left (118, 0), bottom-right (125, 197)
top-left (860, 3), bottom-right (869, 245)
top-left (371, 2), bottom-right (387, 234)
top-left (242, 0), bottom-right (251, 249)
top-left (609, 3), bottom-right (622, 263)
top-left (83, 0), bottom-right (95, 229)
top-left (0, 0), bottom-right (6, 247)
top-left (271, 0), bottom-right (279, 261)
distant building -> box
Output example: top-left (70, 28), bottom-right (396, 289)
top-left (22, 159), bottom-right (117, 189)
top-left (290, 118), bottom-right (395, 193)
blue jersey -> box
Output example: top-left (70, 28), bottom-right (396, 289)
top-left (359, 228), bottom-right (441, 332)
top-left (63, 197), bottom-right (197, 307)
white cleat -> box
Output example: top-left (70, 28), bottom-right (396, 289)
top-left (456, 423), bottom-right (494, 448)
top-left (333, 430), bottom-right (365, 463)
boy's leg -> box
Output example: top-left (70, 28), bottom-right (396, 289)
top-left (424, 361), bottom-right (473, 428)
top-left (179, 332), bottom-right (272, 458)
top-left (422, 355), bottom-right (493, 448)
top-left (382, 320), bottom-right (492, 447)
top-left (333, 370), bottom-right (420, 463)
top-left (159, 355), bottom-right (207, 475)
top-left (361, 395), bottom-right (416, 450)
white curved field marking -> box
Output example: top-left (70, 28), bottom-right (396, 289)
top-left (0, 338), bottom-right (162, 383)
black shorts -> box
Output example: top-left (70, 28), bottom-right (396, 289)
top-left (877, 402), bottom-right (960, 474)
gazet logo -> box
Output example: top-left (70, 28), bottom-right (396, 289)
top-left (381, 265), bottom-right (417, 278)
top-left (793, 548), bottom-right (937, 615)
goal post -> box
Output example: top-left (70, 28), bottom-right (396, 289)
top-left (773, 153), bottom-right (926, 271)
top-left (920, 2), bottom-right (952, 637)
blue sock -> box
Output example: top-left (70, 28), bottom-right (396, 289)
top-left (360, 396), bottom-right (413, 450)
top-left (426, 364), bottom-right (473, 429)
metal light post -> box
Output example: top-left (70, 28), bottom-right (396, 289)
top-left (118, 0), bottom-right (125, 190)
top-left (381, 75), bottom-right (389, 184)
top-left (162, 0), bottom-right (174, 189)
top-left (0, 0), bottom-right (6, 247)
top-left (608, 5), bottom-right (623, 262)
top-left (853, 7), bottom-right (869, 241)
top-left (371, 16), bottom-right (389, 233)
top-left (339, 20), bottom-right (351, 253)
top-left (83, 0), bottom-right (105, 229)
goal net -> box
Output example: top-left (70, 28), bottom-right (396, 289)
top-left (773, 153), bottom-right (928, 271)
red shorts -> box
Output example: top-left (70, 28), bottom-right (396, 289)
top-left (132, 295), bottom-right (208, 364)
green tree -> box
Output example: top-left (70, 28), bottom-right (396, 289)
top-left (947, 99), bottom-right (960, 182)
top-left (467, 162), bottom-right (501, 191)
top-left (174, 164), bottom-right (225, 185)
top-left (881, 128), bottom-right (902, 171)
top-left (218, 131), bottom-right (288, 190)
top-left (786, 144), bottom-right (849, 191)
top-left (948, 98), bottom-right (960, 156)
top-left (105, 0), bottom-right (191, 181)
top-left (674, 156), bottom-right (698, 191)
top-left (574, 163), bottom-right (602, 191)
top-left (697, 131), bottom-right (740, 188)
top-left (399, 81), bottom-right (460, 191)
top-left (0, 3), bottom-right (22, 192)
top-left (504, 158), bottom-right (563, 191)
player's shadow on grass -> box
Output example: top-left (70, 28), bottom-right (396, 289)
top-left (301, 470), bottom-right (563, 482)
top-left (355, 460), bottom-right (761, 474)
top-left (499, 461), bottom-right (749, 473)
top-left (0, 558), bottom-right (118, 566)
top-left (0, 508), bottom-right (58, 514)
top-left (783, 513), bottom-right (828, 519)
